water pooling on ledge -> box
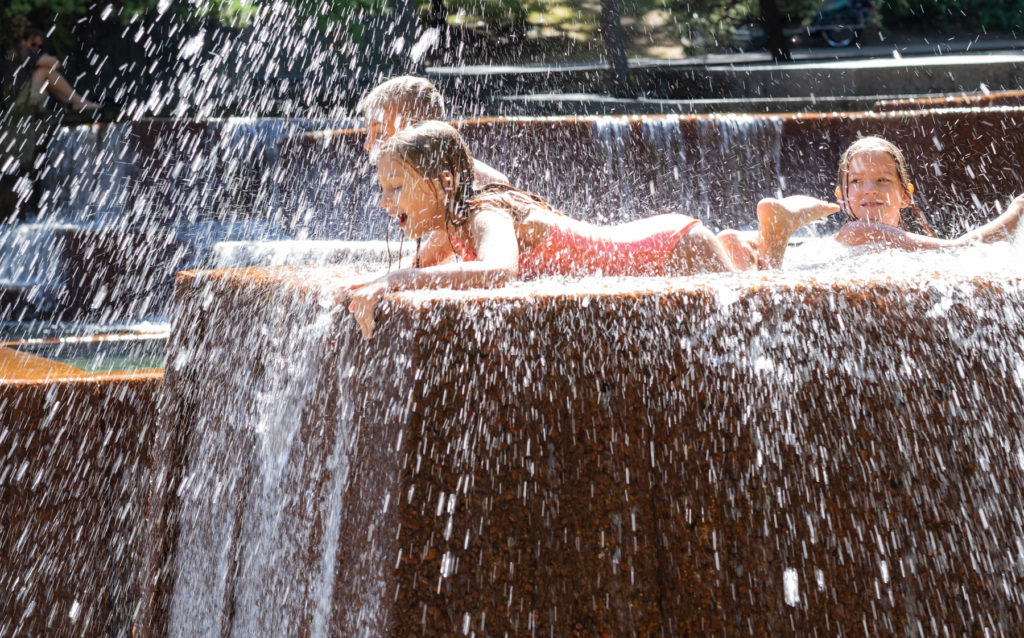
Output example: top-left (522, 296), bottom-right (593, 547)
top-left (147, 238), bottom-right (1024, 636)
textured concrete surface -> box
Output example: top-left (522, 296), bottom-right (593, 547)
top-left (428, 49), bottom-right (1024, 114)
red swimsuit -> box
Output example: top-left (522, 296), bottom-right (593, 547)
top-left (450, 190), bottom-right (702, 278)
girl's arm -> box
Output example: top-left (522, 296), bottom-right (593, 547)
top-left (347, 209), bottom-right (519, 338)
top-left (951, 193), bottom-right (1024, 246)
top-left (416, 230), bottom-right (457, 267)
top-left (837, 194), bottom-right (1024, 251)
top-left (473, 158), bottom-right (510, 187)
top-left (835, 221), bottom-right (957, 250)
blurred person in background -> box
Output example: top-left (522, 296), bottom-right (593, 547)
top-left (1, 26), bottom-right (101, 221)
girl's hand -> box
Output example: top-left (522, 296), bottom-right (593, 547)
top-left (347, 281), bottom-right (387, 339)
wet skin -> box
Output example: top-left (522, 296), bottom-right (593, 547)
top-left (841, 151), bottom-right (910, 226)
top-left (376, 155), bottom-right (446, 240)
top-left (363, 108), bottom-right (403, 155)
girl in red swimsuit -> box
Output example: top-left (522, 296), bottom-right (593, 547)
top-left (347, 121), bottom-right (838, 338)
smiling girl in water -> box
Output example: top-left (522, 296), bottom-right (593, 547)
top-left (833, 136), bottom-right (1024, 250)
top-left (345, 121), bottom-right (837, 338)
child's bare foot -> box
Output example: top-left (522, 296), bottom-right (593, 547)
top-left (757, 196), bottom-right (840, 269)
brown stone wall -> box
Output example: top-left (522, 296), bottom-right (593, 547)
top-left (0, 371), bottom-right (164, 637)
top-left (158, 266), bottom-right (1024, 636)
top-left (874, 89), bottom-right (1024, 111)
top-left (285, 107), bottom-right (1024, 239)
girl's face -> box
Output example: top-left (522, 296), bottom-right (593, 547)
top-left (842, 150), bottom-right (911, 226)
top-left (376, 154), bottom-right (447, 240)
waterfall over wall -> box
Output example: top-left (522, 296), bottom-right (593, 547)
top-left (163, 271), bottom-right (375, 636)
top-left (155, 247), bottom-right (1024, 634)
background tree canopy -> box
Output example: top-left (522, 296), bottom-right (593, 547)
top-left (3, 0), bottom-right (1020, 119)
top-left (5, 0), bottom-right (1022, 60)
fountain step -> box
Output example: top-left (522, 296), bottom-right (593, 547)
top-left (152, 263), bottom-right (1024, 636)
top-left (495, 88), bottom-right (1024, 116)
top-left (0, 345), bottom-right (90, 381)
top-left (0, 370), bottom-right (163, 636)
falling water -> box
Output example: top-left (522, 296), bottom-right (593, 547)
top-left (0, 0), bottom-right (404, 337)
top-left (594, 114), bottom-right (785, 229)
top-left (4, 1), bottom-right (1024, 634)
top-left (166, 274), bottom-right (362, 637)
top-left (161, 234), bottom-right (1024, 634)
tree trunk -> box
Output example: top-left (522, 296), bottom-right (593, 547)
top-left (761, 0), bottom-right (792, 62)
top-left (600, 0), bottom-right (631, 97)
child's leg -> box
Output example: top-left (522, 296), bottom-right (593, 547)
top-left (666, 224), bottom-right (738, 274)
top-left (756, 196), bottom-right (840, 269)
top-left (717, 229), bottom-right (760, 270)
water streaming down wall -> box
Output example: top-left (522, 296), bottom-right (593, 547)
top-left (157, 247), bottom-right (1024, 635)
top-left (638, 114), bottom-right (785, 228)
top-left (38, 117), bottom-right (357, 232)
top-left (161, 269), bottom-right (367, 636)
top-left (592, 114), bottom-right (785, 227)
top-left (1, 118), bottom-right (363, 329)
top-left (6, 106), bottom-right (1024, 330)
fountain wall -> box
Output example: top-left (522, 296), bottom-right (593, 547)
top-left (6, 104), bottom-right (1024, 637)
top-left (156, 264), bottom-right (1024, 635)
top-left (0, 367), bottom-right (163, 636)
top-left (290, 105), bottom-right (1024, 235)
top-left (874, 88), bottom-right (1024, 111)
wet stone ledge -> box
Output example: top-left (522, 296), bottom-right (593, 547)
top-left (156, 265), bottom-right (1024, 636)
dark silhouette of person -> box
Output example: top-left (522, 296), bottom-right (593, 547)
top-left (1, 26), bottom-right (101, 220)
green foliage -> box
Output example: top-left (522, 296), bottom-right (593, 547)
top-left (435, 0), bottom-right (533, 25)
top-left (3, 0), bottom-right (387, 44)
top-left (875, 0), bottom-right (1024, 31)
top-left (429, 0), bottom-right (827, 55)
top-left (286, 0), bottom-right (385, 34)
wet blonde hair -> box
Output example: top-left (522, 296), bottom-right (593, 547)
top-left (379, 120), bottom-right (546, 226)
top-left (837, 135), bottom-right (936, 237)
top-left (357, 76), bottom-right (445, 124)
